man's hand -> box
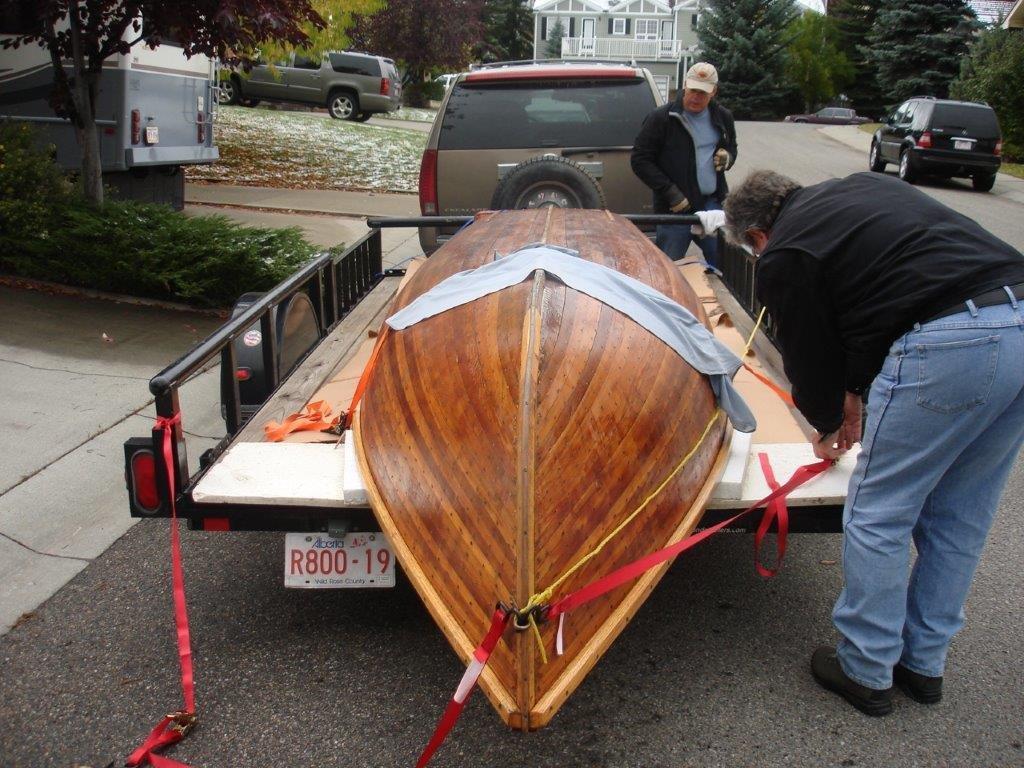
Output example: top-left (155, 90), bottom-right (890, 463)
top-left (841, 391), bottom-right (863, 446)
top-left (670, 197), bottom-right (691, 213)
top-left (812, 429), bottom-right (848, 461)
top-left (713, 148), bottom-right (731, 172)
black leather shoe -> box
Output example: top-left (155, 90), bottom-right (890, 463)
top-left (894, 664), bottom-right (943, 704)
top-left (811, 646), bottom-right (893, 716)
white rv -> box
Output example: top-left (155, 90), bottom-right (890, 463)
top-left (0, 15), bottom-right (219, 208)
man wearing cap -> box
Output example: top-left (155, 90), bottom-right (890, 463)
top-left (631, 62), bottom-right (737, 267)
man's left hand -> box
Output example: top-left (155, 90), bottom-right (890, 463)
top-left (812, 429), bottom-right (848, 461)
top-left (713, 148), bottom-right (731, 172)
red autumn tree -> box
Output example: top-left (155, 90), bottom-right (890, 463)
top-left (348, 0), bottom-right (485, 107)
top-left (0, 1), bottom-right (323, 205)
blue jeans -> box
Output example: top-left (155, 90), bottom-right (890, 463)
top-left (656, 196), bottom-right (721, 266)
top-left (834, 294), bottom-right (1024, 689)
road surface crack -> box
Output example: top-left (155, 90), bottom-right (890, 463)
top-left (0, 530), bottom-right (93, 563)
top-left (0, 357), bottom-right (150, 381)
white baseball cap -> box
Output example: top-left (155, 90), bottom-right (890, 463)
top-left (685, 62), bottom-right (719, 93)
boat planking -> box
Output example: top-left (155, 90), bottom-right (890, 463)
top-left (355, 208), bottom-right (730, 730)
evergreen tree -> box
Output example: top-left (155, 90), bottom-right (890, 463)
top-left (545, 20), bottom-right (564, 59)
top-left (784, 11), bottom-right (854, 112)
top-left (829, 0), bottom-right (886, 119)
top-left (951, 26), bottom-right (1024, 160)
top-left (698, 0), bottom-right (800, 119)
top-left (863, 0), bottom-right (979, 105)
top-left (476, 0), bottom-right (534, 63)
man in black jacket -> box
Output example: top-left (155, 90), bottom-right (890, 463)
top-left (723, 169), bottom-right (1024, 717)
top-left (631, 62), bottom-right (737, 267)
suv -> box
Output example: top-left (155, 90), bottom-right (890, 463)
top-left (220, 51), bottom-right (401, 121)
top-left (418, 63), bottom-right (664, 253)
top-left (869, 97), bottom-right (1002, 191)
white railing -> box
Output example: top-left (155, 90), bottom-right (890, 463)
top-left (560, 36), bottom-right (683, 60)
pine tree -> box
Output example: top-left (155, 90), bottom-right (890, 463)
top-left (863, 0), bottom-right (979, 105)
top-left (829, 0), bottom-right (886, 119)
top-left (476, 0), bottom-right (534, 63)
top-left (698, 0), bottom-right (801, 119)
top-left (546, 20), bottom-right (564, 59)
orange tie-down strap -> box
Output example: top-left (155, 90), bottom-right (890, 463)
top-left (263, 400), bottom-right (340, 442)
top-left (742, 362), bottom-right (795, 406)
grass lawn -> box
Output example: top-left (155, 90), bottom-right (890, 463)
top-left (858, 122), bottom-right (1023, 179)
top-left (188, 106), bottom-right (427, 192)
top-left (378, 106), bottom-right (438, 123)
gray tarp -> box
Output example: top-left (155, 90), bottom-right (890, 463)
top-left (387, 243), bottom-right (756, 432)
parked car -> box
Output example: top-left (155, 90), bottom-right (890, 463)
top-left (783, 107), bottom-right (871, 125)
top-left (417, 62), bottom-right (665, 254)
top-left (219, 51), bottom-right (401, 121)
top-left (868, 97), bottom-right (1002, 191)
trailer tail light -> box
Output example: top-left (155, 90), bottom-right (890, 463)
top-left (235, 366), bottom-right (252, 381)
top-left (380, 77), bottom-right (390, 96)
top-left (197, 112), bottom-right (206, 144)
top-left (124, 441), bottom-right (162, 515)
top-left (419, 149), bottom-right (438, 215)
top-left (131, 109), bottom-right (141, 144)
top-left (916, 131), bottom-right (932, 148)
top-left (995, 139), bottom-right (1002, 156)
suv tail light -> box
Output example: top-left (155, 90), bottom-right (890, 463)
top-left (994, 139), bottom-right (1002, 156)
top-left (380, 77), bottom-right (390, 96)
top-left (131, 109), bottom-right (141, 144)
top-left (419, 149), bottom-right (438, 215)
top-left (916, 131), bottom-right (932, 149)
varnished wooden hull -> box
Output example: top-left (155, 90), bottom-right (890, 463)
top-left (355, 209), bottom-right (728, 729)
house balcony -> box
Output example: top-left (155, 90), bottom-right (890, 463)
top-left (560, 36), bottom-right (683, 61)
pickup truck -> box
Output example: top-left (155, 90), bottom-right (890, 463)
top-left (123, 219), bottom-right (855, 589)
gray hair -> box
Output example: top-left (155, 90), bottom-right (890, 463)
top-left (723, 170), bottom-right (803, 247)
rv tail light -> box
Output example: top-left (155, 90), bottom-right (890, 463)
top-left (916, 131), bottom-right (932, 148)
top-left (130, 449), bottom-right (160, 513)
top-left (380, 77), bottom-right (390, 96)
top-left (419, 149), bottom-right (438, 215)
top-left (131, 109), bottom-right (141, 144)
top-left (235, 367), bottom-right (252, 381)
top-left (995, 139), bottom-right (1002, 156)
top-left (197, 112), bottom-right (206, 144)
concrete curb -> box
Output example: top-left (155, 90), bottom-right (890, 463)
top-left (0, 275), bottom-right (230, 316)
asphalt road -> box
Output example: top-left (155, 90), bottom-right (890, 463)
top-left (2, 121), bottom-right (1023, 768)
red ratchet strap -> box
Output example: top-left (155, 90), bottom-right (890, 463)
top-left (754, 452), bottom-right (788, 577)
top-left (343, 325), bottom-right (391, 430)
top-left (742, 363), bottom-right (795, 406)
top-left (415, 607), bottom-right (512, 768)
top-left (548, 458), bottom-right (832, 623)
top-left (127, 413), bottom-right (197, 768)
top-left (263, 399), bottom-right (338, 442)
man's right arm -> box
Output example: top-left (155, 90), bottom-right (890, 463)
top-left (630, 111), bottom-right (687, 210)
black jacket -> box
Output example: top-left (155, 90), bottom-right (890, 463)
top-left (630, 99), bottom-right (737, 213)
top-left (756, 173), bottom-right (1024, 434)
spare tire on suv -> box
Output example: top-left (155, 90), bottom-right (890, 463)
top-left (490, 156), bottom-right (606, 210)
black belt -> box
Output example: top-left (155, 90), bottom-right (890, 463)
top-left (925, 282), bottom-right (1024, 323)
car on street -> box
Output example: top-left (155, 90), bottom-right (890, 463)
top-left (783, 107), bottom-right (871, 125)
top-left (417, 62), bottom-right (665, 254)
top-left (868, 97), bottom-right (1002, 191)
top-left (219, 50), bottom-right (401, 121)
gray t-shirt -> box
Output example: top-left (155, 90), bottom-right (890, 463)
top-left (682, 107), bottom-right (720, 196)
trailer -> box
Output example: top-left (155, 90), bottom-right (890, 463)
top-left (0, 18), bottom-right (218, 208)
top-left (122, 218), bottom-right (856, 589)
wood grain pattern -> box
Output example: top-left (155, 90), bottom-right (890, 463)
top-left (354, 210), bottom-right (727, 729)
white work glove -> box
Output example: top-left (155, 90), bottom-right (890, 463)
top-left (690, 209), bottom-right (726, 237)
top-left (713, 148), bottom-right (731, 172)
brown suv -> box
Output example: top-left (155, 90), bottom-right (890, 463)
top-left (418, 63), bottom-right (664, 253)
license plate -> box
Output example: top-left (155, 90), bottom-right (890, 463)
top-left (954, 139), bottom-right (972, 150)
top-left (144, 125), bottom-right (159, 144)
top-left (284, 532), bottom-right (395, 588)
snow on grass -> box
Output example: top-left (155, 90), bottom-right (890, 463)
top-left (188, 106), bottom-right (426, 192)
top-left (377, 106), bottom-right (438, 124)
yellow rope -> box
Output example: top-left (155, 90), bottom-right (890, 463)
top-left (743, 306), bottom-right (767, 357)
top-left (528, 613), bottom-right (548, 665)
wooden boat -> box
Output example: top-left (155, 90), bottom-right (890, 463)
top-left (354, 208), bottom-right (730, 730)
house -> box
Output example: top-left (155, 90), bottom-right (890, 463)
top-left (530, 0), bottom-right (701, 100)
top-left (968, 0), bottom-right (1015, 25)
top-left (1002, 0), bottom-right (1023, 26)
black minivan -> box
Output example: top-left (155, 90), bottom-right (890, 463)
top-left (869, 97), bottom-right (1002, 191)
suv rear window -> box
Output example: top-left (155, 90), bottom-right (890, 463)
top-left (329, 53), bottom-right (381, 77)
top-left (438, 79), bottom-right (657, 150)
top-left (931, 104), bottom-right (1000, 137)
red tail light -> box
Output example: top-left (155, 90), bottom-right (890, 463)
top-left (995, 139), bottom-right (1002, 156)
top-left (130, 450), bottom-right (160, 513)
top-left (131, 109), bottom-right (141, 144)
top-left (235, 367), bottom-right (252, 381)
top-left (916, 131), bottom-right (932, 148)
top-left (197, 112), bottom-right (206, 144)
top-left (380, 77), bottom-right (390, 96)
top-left (419, 149), bottom-right (438, 215)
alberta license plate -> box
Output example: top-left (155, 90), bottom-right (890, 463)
top-left (284, 532), bottom-right (395, 588)
top-left (954, 139), bottom-right (971, 150)
top-left (145, 125), bottom-right (159, 144)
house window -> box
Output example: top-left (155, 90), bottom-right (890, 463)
top-left (612, 18), bottom-right (626, 35)
top-left (692, 13), bottom-right (699, 30)
top-left (635, 19), bottom-right (658, 40)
